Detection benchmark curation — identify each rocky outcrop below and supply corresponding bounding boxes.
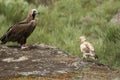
[0,44,119,80]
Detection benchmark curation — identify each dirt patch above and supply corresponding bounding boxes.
[0,44,120,80]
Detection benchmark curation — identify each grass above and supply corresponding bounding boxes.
[0,0,120,69]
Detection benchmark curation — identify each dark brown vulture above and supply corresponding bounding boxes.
[0,9,39,49]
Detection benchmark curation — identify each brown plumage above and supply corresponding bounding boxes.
[0,9,39,49]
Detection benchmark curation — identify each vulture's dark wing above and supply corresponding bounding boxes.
[2,20,27,32]
[0,19,37,44]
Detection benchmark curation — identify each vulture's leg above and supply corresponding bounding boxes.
[18,37,28,49]
[83,53,89,59]
[21,44,29,50]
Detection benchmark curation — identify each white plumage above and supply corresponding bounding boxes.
[79,36,98,60]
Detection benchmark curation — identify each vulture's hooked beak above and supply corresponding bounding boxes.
[36,11,40,14]
[35,10,40,14]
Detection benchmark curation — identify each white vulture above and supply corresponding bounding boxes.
[79,36,98,60]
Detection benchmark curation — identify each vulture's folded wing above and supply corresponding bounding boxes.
[0,20,37,44]
[85,42,94,52]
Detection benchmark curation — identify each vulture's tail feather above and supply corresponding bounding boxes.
[95,54,98,59]
[0,34,7,44]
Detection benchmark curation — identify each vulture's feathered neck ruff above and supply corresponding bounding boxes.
[25,9,39,23]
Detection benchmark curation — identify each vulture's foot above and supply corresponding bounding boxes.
[21,44,29,50]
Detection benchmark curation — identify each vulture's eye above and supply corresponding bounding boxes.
[33,10,39,14]
[33,11,36,14]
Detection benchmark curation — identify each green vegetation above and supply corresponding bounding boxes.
[0,0,120,69]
